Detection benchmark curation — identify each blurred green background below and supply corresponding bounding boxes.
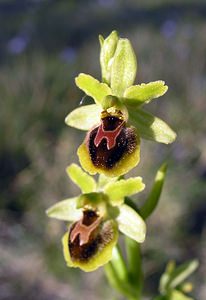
[0,1,206,299]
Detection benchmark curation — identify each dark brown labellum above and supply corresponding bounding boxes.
[87,116,137,169]
[69,210,101,262]
[69,210,115,262]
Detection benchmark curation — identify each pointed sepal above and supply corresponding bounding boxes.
[65,104,102,130]
[116,204,146,243]
[111,38,137,97]
[99,30,119,85]
[128,108,177,144]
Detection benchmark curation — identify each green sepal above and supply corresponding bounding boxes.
[128,108,177,144]
[62,220,118,272]
[116,204,146,243]
[140,163,167,220]
[100,31,119,84]
[46,197,82,221]
[104,177,145,206]
[65,104,102,130]
[75,73,111,105]
[66,163,96,193]
[111,38,137,97]
[123,81,168,106]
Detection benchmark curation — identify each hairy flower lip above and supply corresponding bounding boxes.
[63,217,118,271]
[86,118,138,170]
[78,127,140,177]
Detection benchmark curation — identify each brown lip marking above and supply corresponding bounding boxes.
[94,121,125,150]
[70,216,102,246]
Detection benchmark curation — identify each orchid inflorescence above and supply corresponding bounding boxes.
[46,31,198,300]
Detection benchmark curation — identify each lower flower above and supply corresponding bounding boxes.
[46,164,146,272]
[62,209,118,272]
[78,110,140,177]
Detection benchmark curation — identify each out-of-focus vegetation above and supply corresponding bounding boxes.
[0,1,206,299]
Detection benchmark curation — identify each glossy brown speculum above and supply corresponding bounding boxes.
[69,210,102,262]
[87,116,137,169]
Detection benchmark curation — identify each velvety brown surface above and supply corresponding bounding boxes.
[88,116,137,169]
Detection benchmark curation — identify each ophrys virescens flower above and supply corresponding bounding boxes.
[46,164,146,271]
[66,31,176,177]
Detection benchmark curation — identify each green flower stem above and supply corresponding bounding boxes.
[104,261,136,299]
[112,245,128,282]
[126,237,143,300]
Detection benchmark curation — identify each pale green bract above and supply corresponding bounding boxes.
[66,163,96,193]
[65,104,101,130]
[111,39,137,97]
[116,204,146,243]
[75,73,111,105]
[123,81,168,106]
[46,197,82,221]
[140,163,167,220]
[128,108,176,144]
[104,177,145,206]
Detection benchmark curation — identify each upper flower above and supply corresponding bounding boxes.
[46,163,146,272]
[65,31,176,177]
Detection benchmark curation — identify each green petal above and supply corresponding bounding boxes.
[111,38,137,97]
[100,31,119,85]
[75,73,111,106]
[62,220,118,272]
[104,177,145,206]
[116,204,146,243]
[46,197,82,221]
[65,104,102,130]
[77,132,140,177]
[66,163,96,193]
[123,81,168,106]
[169,290,193,300]
[128,108,177,144]
[140,163,167,220]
